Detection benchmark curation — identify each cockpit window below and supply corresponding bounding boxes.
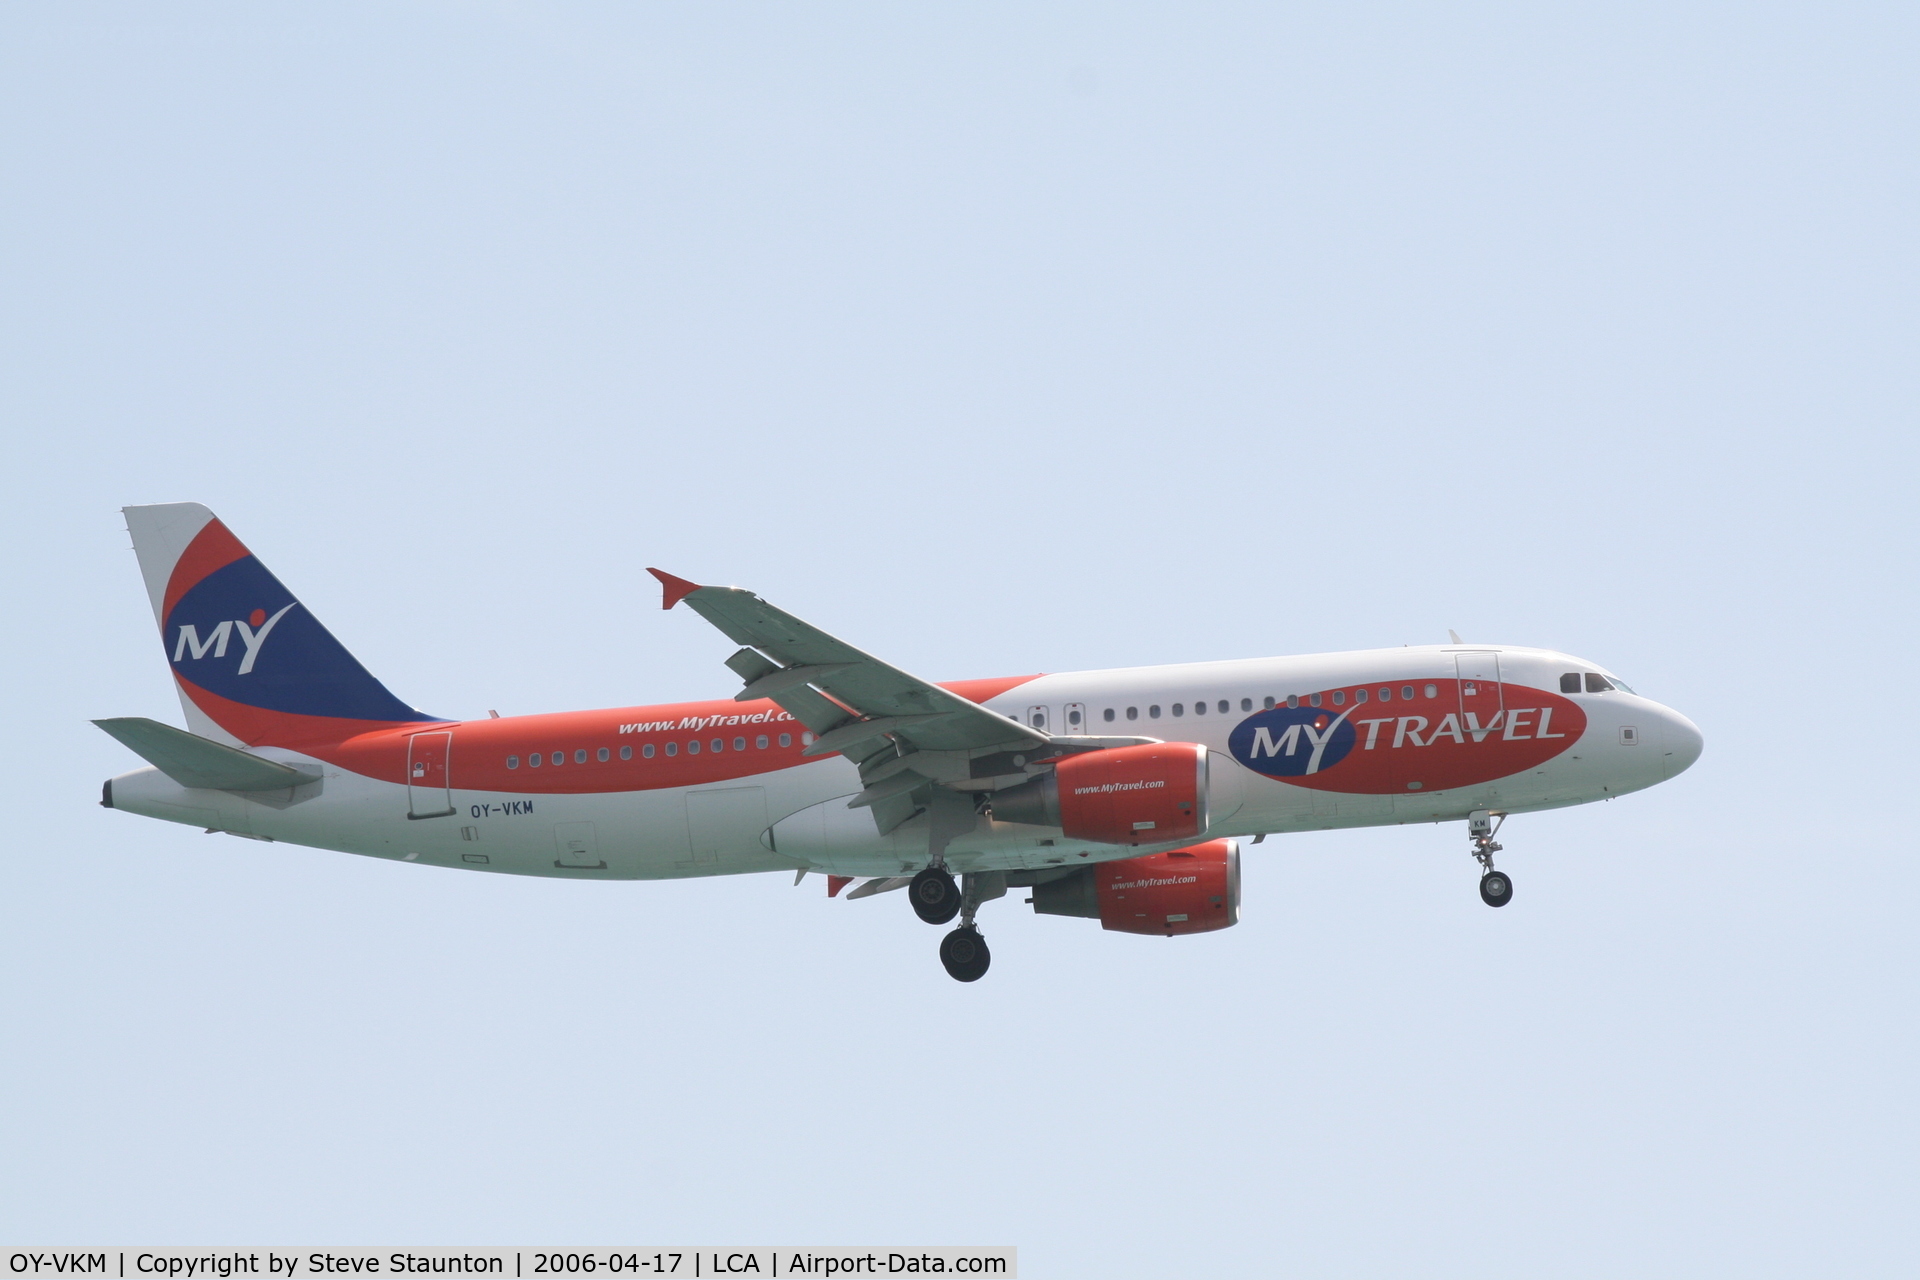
[1560,673,1581,694]
[1584,673,1614,693]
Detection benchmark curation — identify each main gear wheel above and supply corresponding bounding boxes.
[939,925,991,982]
[909,866,961,925]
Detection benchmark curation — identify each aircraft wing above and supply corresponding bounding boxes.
[648,569,1051,765]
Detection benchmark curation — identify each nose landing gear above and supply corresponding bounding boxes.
[1469,809,1513,907]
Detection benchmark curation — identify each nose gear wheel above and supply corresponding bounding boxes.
[1467,810,1511,908]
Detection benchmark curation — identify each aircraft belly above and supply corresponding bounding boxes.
[107,767,252,835]
[208,762,838,881]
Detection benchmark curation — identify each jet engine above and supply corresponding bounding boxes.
[1028,839,1241,935]
[988,742,1207,845]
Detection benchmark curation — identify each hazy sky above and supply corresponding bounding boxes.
[3,5,1916,1276]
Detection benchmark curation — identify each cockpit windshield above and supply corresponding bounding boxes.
[1560,671,1637,695]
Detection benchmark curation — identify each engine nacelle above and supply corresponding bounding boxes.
[1029,839,1241,936]
[989,742,1208,845]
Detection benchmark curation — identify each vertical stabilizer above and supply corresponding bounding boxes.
[122,503,440,746]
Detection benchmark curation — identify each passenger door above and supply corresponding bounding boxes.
[1453,652,1505,735]
[406,731,455,819]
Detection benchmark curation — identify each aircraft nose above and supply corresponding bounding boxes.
[1661,708,1704,779]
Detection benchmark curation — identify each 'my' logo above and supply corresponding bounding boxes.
[172,603,296,674]
[1231,706,1359,778]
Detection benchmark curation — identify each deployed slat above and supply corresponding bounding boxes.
[844,876,914,900]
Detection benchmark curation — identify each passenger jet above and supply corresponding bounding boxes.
[97,503,1703,980]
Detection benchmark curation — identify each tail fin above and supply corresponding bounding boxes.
[124,503,440,745]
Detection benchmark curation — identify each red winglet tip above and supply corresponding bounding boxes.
[827,875,853,898]
[646,567,702,610]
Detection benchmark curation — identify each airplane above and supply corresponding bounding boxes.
[97,502,1703,981]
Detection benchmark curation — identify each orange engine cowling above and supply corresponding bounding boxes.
[989,742,1208,845]
[1029,839,1241,936]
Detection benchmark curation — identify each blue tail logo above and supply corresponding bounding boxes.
[163,531,438,725]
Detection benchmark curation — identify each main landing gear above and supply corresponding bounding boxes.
[909,865,961,925]
[939,925,990,982]
[1469,809,1513,908]
[911,865,1005,981]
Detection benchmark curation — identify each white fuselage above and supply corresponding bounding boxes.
[108,645,1702,879]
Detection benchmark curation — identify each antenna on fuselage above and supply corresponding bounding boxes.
[1448,629,1463,644]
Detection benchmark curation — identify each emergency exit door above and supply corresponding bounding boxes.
[406,731,455,819]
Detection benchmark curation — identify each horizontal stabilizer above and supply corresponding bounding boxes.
[93,717,321,791]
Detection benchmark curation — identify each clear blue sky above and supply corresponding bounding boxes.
[3,5,1915,1276]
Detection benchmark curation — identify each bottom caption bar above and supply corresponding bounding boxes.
[3,1252,1015,1280]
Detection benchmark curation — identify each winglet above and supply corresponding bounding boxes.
[647,568,703,610]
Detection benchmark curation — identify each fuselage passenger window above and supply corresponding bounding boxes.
[1172,703,1185,716]
[1401,686,1414,700]
[1354,688,1367,704]
[1127,707,1139,720]
[1424,684,1438,698]
[1331,691,1345,706]
[529,753,542,767]
[1149,705,1162,719]
[779,733,793,747]
[1103,708,1116,722]
[507,755,520,769]
[1379,687,1392,702]
[552,752,564,766]
[756,735,768,749]
[597,747,609,762]
[642,743,656,758]
[687,741,700,755]
[620,746,632,760]
[1264,696,1276,709]
[665,742,678,757]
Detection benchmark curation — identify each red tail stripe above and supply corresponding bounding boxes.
[161,519,251,622]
